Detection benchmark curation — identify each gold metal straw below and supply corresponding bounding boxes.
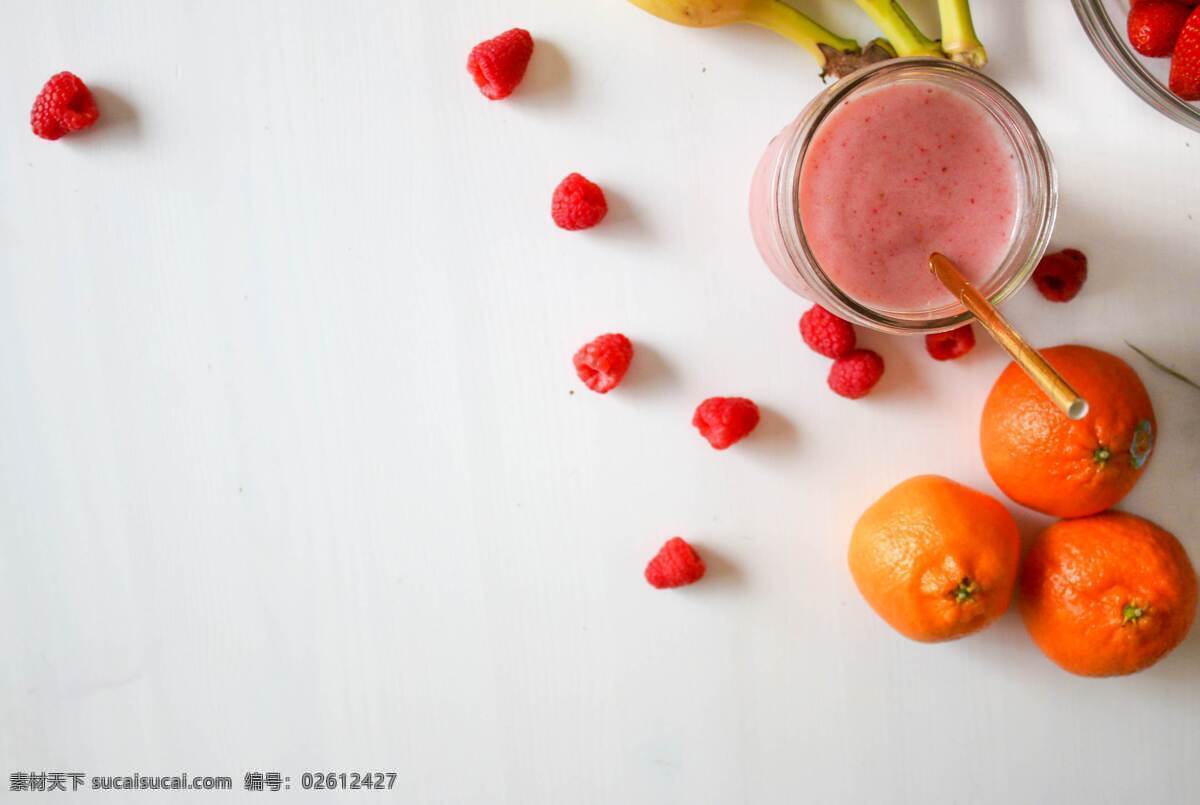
[929,253,1088,420]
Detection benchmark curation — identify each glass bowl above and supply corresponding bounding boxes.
[1073,0,1200,132]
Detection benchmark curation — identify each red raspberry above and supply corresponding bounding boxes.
[828,349,884,399]
[467,28,534,100]
[692,397,760,450]
[1128,1,1193,56]
[573,333,633,393]
[1032,248,1088,302]
[645,537,706,589]
[925,324,976,361]
[551,173,608,230]
[799,304,856,358]
[30,71,99,140]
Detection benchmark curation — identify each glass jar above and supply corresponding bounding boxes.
[749,58,1057,334]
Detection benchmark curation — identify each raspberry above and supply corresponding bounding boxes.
[30,71,99,140]
[692,397,760,450]
[551,173,608,230]
[467,28,534,100]
[799,304,856,358]
[573,333,633,393]
[1032,248,1088,302]
[925,324,976,361]
[828,349,884,399]
[645,537,706,589]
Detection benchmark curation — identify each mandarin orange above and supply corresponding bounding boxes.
[980,345,1155,518]
[1019,512,1197,677]
[849,475,1021,642]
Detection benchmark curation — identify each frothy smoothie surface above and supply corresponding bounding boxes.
[798,82,1020,312]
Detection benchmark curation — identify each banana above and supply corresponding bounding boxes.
[627,0,861,76]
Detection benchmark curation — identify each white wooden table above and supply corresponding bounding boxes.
[2,2,1197,802]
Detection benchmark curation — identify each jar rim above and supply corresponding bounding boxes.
[771,58,1058,334]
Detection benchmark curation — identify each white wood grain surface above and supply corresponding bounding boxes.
[2,2,1198,803]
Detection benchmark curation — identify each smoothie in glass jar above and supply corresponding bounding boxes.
[798,82,1018,311]
[749,59,1056,333]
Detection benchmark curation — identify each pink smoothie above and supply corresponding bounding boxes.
[797,82,1020,311]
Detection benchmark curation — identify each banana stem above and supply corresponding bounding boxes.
[937,0,987,67]
[746,0,859,64]
[852,0,942,57]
